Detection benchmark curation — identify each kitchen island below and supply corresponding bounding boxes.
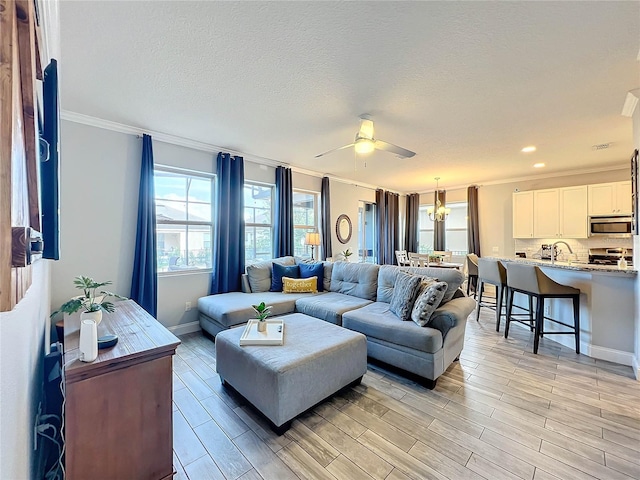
[489,257,636,367]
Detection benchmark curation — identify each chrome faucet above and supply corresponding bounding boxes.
[551,241,573,265]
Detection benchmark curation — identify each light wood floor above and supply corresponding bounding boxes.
[172,307,640,480]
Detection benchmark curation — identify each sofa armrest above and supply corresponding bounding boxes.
[428,296,476,339]
[241,274,252,293]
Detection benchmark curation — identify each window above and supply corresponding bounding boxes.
[155,169,213,273]
[293,190,319,258]
[418,202,468,255]
[244,183,273,263]
[358,201,377,263]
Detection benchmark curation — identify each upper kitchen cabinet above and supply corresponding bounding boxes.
[559,186,588,238]
[588,181,632,216]
[514,186,588,239]
[533,189,559,238]
[513,191,534,238]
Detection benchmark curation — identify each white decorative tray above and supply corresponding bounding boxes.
[239,320,284,346]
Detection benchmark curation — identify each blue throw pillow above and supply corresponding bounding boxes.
[271,263,300,291]
[299,262,324,292]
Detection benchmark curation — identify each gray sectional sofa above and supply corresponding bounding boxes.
[198,256,476,386]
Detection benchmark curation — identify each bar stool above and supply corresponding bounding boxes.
[504,263,580,355]
[466,254,479,298]
[475,258,508,331]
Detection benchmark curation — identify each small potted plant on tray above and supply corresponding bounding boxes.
[52,276,127,325]
[252,301,273,332]
[342,248,353,262]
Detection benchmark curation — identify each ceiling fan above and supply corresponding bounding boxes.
[315,116,416,159]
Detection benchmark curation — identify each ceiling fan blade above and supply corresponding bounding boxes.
[374,140,416,158]
[358,119,375,140]
[315,143,354,158]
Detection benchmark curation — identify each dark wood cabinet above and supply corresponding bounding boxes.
[64,300,180,480]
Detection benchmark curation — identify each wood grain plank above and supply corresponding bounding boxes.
[15,0,38,231]
[284,419,339,467]
[276,441,337,480]
[299,412,394,480]
[466,453,521,480]
[313,402,367,438]
[193,420,252,479]
[0,0,15,312]
[326,454,375,480]
[173,387,212,428]
[200,393,249,439]
[182,454,226,480]
[233,430,298,480]
[340,402,416,452]
[172,410,207,468]
[428,419,535,480]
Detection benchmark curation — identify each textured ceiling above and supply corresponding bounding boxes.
[59,1,640,192]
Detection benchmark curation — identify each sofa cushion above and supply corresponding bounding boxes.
[299,263,324,292]
[377,264,464,304]
[342,302,443,354]
[198,291,312,327]
[411,281,448,327]
[246,256,296,293]
[283,276,317,294]
[295,292,373,326]
[389,271,422,321]
[296,257,333,292]
[271,263,300,291]
[330,262,379,301]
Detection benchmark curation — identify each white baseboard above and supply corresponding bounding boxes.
[168,321,201,336]
[510,321,635,367]
[583,344,635,367]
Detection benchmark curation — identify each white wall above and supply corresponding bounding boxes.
[0,260,51,480]
[329,181,376,259]
[478,170,630,258]
[55,122,332,330]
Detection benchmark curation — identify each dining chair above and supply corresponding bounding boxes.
[395,250,409,266]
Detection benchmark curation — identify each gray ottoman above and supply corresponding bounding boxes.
[215,313,367,434]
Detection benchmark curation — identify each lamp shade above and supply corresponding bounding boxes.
[305,232,321,246]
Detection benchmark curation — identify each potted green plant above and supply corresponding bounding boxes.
[342,248,353,262]
[52,276,127,325]
[252,301,272,332]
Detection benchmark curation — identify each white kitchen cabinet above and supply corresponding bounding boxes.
[588,181,632,215]
[559,185,588,238]
[533,189,559,238]
[513,191,534,238]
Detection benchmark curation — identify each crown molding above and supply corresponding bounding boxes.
[60,110,402,194]
[416,163,630,195]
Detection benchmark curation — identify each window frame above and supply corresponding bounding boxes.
[154,165,215,276]
[244,181,275,264]
[292,188,320,258]
[418,201,468,256]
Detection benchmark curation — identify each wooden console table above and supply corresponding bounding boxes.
[64,300,180,480]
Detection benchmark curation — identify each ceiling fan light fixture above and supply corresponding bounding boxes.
[354,137,375,155]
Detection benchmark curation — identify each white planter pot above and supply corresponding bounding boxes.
[257,321,267,332]
[81,310,103,325]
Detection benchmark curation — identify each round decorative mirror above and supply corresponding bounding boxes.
[336,214,352,244]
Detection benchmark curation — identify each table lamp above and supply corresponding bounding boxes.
[305,232,321,261]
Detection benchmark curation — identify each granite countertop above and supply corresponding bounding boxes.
[489,256,637,276]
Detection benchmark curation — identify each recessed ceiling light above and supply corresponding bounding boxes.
[521,146,536,153]
[533,163,545,168]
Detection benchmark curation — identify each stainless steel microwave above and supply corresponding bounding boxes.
[588,216,632,236]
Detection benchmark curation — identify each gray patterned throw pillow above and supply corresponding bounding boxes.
[411,281,448,327]
[390,271,422,321]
